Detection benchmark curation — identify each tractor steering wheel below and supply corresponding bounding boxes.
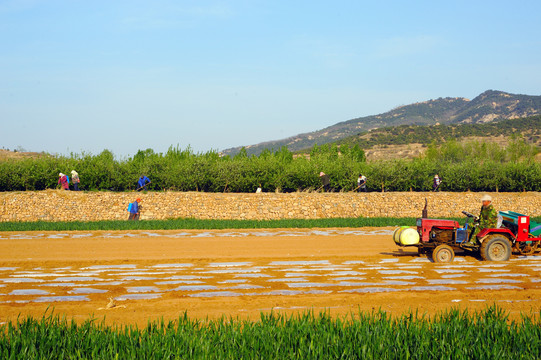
[462,211,475,218]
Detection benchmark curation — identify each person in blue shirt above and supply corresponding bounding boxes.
[128,198,141,220]
[137,175,151,191]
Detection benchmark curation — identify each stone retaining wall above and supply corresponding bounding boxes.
[0,190,539,222]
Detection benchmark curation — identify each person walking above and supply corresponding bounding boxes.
[128,198,141,220]
[433,174,442,192]
[357,174,367,192]
[71,170,80,191]
[137,175,151,191]
[58,173,69,190]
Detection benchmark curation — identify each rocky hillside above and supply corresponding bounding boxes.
[222,90,541,156]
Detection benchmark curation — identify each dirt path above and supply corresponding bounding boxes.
[0,229,539,327]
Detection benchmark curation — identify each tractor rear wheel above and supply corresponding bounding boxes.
[432,244,455,263]
[480,236,512,261]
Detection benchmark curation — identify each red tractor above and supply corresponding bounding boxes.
[394,208,541,263]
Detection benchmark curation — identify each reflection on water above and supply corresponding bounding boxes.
[34,295,89,302]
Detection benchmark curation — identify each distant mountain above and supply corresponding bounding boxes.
[222,90,541,156]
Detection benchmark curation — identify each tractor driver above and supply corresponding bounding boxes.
[465,195,497,246]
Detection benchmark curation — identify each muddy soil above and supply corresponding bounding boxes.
[0,228,539,327]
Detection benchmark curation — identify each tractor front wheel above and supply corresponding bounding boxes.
[480,236,512,261]
[432,244,455,263]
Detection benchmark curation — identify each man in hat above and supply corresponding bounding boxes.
[128,198,141,220]
[137,175,151,191]
[465,194,497,246]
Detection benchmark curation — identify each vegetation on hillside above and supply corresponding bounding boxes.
[337,115,541,149]
[223,90,541,156]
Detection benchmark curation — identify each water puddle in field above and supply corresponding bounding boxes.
[477,269,510,273]
[120,276,158,281]
[165,275,213,280]
[155,280,205,285]
[434,269,466,274]
[475,278,522,284]
[9,289,49,296]
[52,277,102,282]
[0,267,17,271]
[71,233,93,238]
[329,271,365,276]
[342,261,365,265]
[209,262,252,267]
[172,285,218,291]
[427,279,468,285]
[39,283,77,287]
[270,261,330,266]
[466,285,523,291]
[441,274,468,279]
[331,277,367,281]
[409,286,456,292]
[1,278,44,283]
[487,273,528,277]
[228,284,265,290]
[127,286,161,293]
[383,276,425,280]
[310,267,352,271]
[189,291,243,298]
[46,233,70,239]
[267,278,309,282]
[151,263,193,268]
[287,283,337,288]
[218,280,247,284]
[203,269,260,274]
[34,295,89,302]
[284,273,321,277]
[116,293,163,301]
[69,288,108,294]
[234,274,271,278]
[83,265,137,270]
[341,287,400,293]
[409,258,431,263]
[378,270,418,275]
[380,259,399,263]
[259,290,304,296]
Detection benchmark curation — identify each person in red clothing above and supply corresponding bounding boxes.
[58,173,69,190]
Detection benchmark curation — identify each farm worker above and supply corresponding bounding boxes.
[71,170,80,191]
[465,195,498,246]
[433,174,442,192]
[357,174,367,192]
[256,184,262,193]
[128,198,141,220]
[58,173,69,190]
[137,175,151,191]
[319,172,330,192]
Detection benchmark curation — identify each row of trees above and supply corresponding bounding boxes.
[0,140,538,192]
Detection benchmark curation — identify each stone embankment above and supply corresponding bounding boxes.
[0,190,539,222]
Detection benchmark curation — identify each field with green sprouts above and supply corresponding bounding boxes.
[1,307,539,359]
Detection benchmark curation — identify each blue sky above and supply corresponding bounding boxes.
[1,0,540,156]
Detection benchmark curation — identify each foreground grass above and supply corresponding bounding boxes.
[0,217,432,231]
[1,307,539,359]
